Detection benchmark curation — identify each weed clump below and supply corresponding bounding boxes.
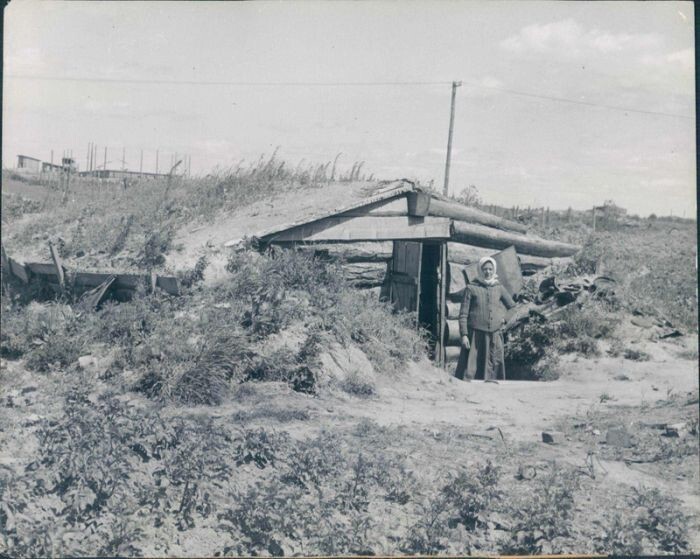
[500,464,579,555]
[594,487,690,555]
[442,461,501,531]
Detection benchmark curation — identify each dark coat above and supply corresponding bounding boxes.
[458,278,516,335]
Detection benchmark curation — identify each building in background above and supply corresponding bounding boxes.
[17,155,41,172]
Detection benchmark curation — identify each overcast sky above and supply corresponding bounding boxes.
[3,0,696,216]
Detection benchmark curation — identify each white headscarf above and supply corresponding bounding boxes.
[478,256,499,286]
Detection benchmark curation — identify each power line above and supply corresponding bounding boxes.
[5,73,694,120]
[4,74,451,87]
[461,79,694,120]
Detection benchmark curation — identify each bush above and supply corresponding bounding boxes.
[1,385,236,556]
[0,302,85,371]
[226,248,428,375]
[339,369,376,397]
[233,428,289,469]
[558,301,619,341]
[500,464,579,554]
[505,321,560,379]
[629,487,690,553]
[442,461,501,531]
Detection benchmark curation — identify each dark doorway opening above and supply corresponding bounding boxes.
[418,242,442,360]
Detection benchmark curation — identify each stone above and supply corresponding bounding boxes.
[77,353,114,376]
[663,422,687,438]
[541,431,564,444]
[21,414,43,427]
[78,355,98,370]
[631,316,654,328]
[605,426,633,448]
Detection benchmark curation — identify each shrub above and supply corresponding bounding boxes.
[0,302,85,371]
[558,301,619,340]
[233,428,289,469]
[339,369,376,397]
[442,461,501,531]
[593,511,644,556]
[281,431,346,490]
[179,255,208,288]
[629,487,690,553]
[500,464,579,554]
[505,321,560,379]
[623,348,651,361]
[1,193,43,220]
[401,491,451,555]
[226,247,428,375]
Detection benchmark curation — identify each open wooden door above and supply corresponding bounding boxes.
[389,241,422,312]
[436,242,447,367]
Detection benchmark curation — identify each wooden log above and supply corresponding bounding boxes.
[447,242,496,265]
[277,241,393,262]
[445,346,461,364]
[445,319,461,346]
[452,221,580,258]
[518,254,574,269]
[428,198,528,233]
[341,262,388,287]
[446,300,460,319]
[448,261,467,297]
[48,242,66,290]
[267,216,451,243]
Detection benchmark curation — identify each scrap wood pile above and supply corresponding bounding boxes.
[1,242,181,309]
[504,271,685,340]
[504,273,618,332]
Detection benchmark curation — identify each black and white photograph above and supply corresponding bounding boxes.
[1,0,697,556]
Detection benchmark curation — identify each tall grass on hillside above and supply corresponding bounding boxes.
[573,224,697,330]
[0,153,372,269]
[1,247,427,404]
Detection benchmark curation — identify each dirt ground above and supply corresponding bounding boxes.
[2,176,698,555]
[6,326,696,555]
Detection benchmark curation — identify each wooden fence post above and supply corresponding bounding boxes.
[48,241,66,292]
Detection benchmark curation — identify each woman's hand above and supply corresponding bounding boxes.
[461,335,470,350]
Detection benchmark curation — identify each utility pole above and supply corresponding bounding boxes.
[103,147,107,172]
[122,147,126,171]
[443,80,462,196]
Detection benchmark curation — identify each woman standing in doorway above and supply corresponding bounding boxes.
[455,256,516,381]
